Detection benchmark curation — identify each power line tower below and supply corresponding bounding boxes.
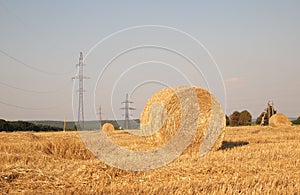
[121,93,135,129]
[73,52,88,129]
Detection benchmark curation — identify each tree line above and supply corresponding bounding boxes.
[226,111,300,126]
[226,110,252,126]
[1,114,299,131]
[0,119,62,132]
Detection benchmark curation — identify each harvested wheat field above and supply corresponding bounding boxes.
[0,126,300,194]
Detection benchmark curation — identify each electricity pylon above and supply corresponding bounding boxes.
[121,93,135,129]
[72,52,89,129]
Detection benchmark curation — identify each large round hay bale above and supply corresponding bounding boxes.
[269,114,291,127]
[140,86,225,157]
[102,123,115,134]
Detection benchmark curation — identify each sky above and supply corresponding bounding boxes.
[0,0,299,121]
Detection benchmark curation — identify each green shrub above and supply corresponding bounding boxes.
[292,116,300,125]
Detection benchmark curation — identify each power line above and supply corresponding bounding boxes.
[0,80,73,94]
[0,99,59,110]
[0,1,27,28]
[0,49,75,76]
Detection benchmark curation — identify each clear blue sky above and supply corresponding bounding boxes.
[0,0,299,121]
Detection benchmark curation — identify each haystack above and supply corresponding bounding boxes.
[79,86,225,170]
[102,123,115,134]
[269,114,291,127]
[140,86,225,157]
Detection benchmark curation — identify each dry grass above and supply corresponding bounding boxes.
[0,126,300,194]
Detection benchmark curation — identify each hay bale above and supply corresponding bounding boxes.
[140,86,225,157]
[269,114,291,127]
[80,87,225,170]
[102,123,115,134]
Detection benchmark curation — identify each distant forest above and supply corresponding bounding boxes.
[0,119,140,132]
[31,119,140,130]
[0,119,62,132]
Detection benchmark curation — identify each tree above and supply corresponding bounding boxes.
[256,102,277,125]
[229,111,240,126]
[256,112,270,125]
[0,119,10,131]
[256,112,264,125]
[225,115,230,126]
[238,110,252,126]
[292,116,300,125]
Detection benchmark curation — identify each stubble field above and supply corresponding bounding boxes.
[0,126,299,194]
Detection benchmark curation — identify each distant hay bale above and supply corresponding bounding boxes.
[140,86,225,157]
[102,123,115,134]
[269,114,291,127]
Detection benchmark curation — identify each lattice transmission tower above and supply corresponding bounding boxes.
[73,52,89,129]
[121,93,135,129]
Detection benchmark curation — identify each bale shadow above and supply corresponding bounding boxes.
[219,141,249,150]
